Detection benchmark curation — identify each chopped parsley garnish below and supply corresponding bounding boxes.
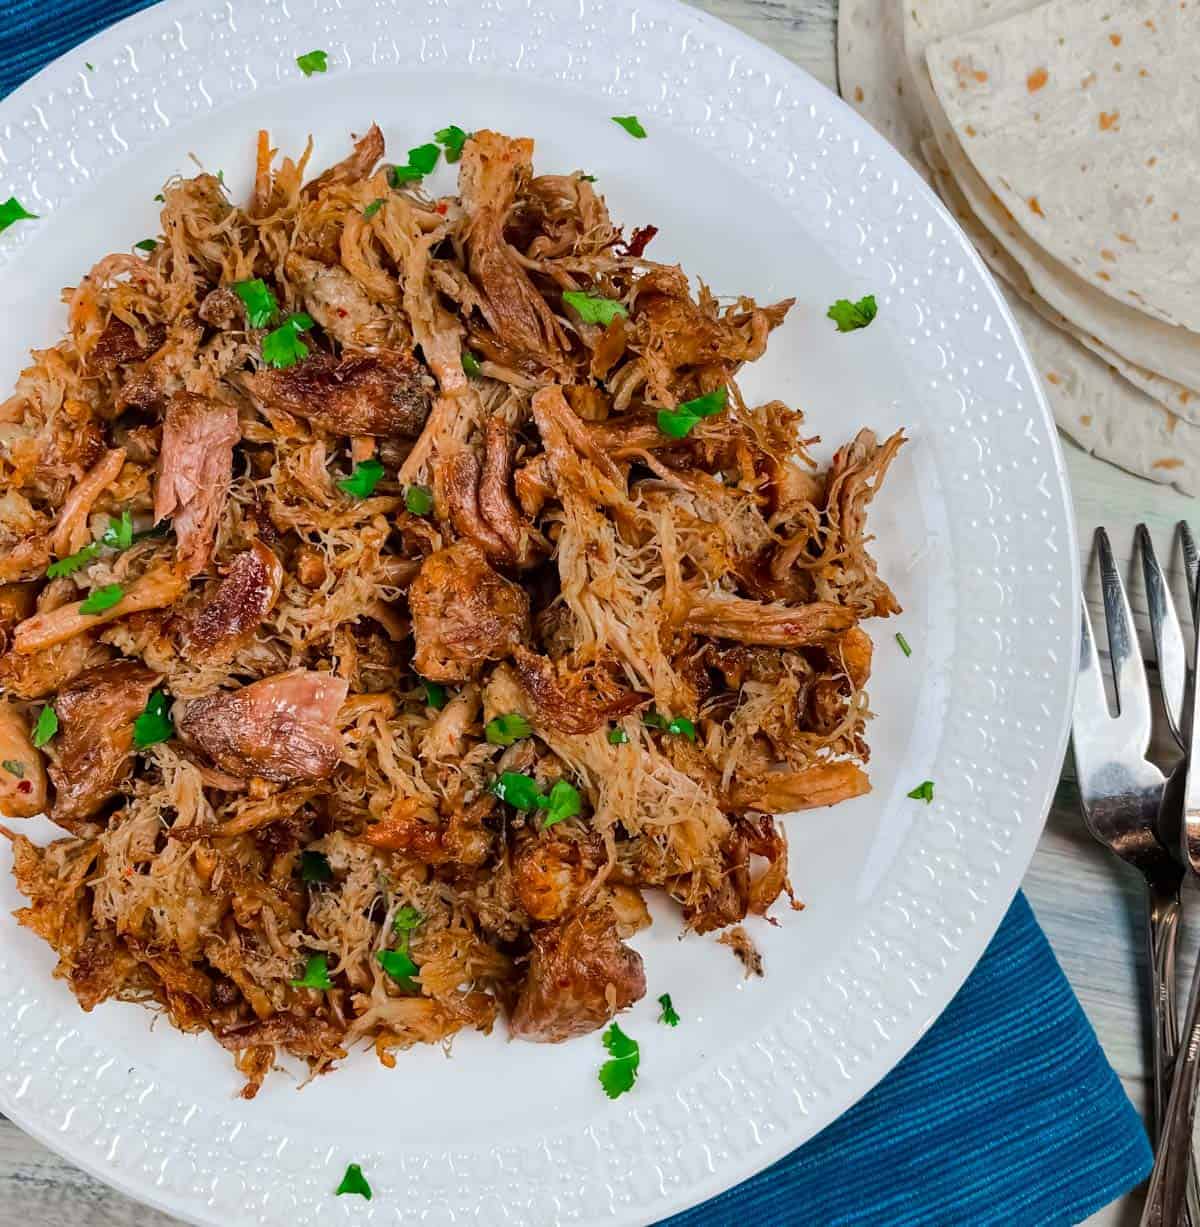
[608,727,629,745]
[435,125,470,163]
[461,351,482,378]
[261,312,314,369]
[46,542,101,578]
[491,772,545,811]
[132,690,173,748]
[335,1163,372,1200]
[657,386,728,439]
[907,779,935,803]
[393,905,423,936]
[643,711,696,738]
[337,458,385,499]
[827,294,878,333]
[562,290,628,326]
[423,680,447,709]
[611,115,647,139]
[2,759,25,778]
[657,993,680,1026]
[390,143,441,185]
[102,510,134,550]
[85,62,94,72]
[290,954,333,990]
[0,197,38,234]
[134,238,157,252]
[295,49,328,77]
[79,583,124,615]
[32,706,58,748]
[598,1022,640,1098]
[363,198,384,219]
[485,713,532,746]
[300,850,332,883]
[153,193,165,203]
[232,278,279,328]
[896,632,913,658]
[542,779,582,828]
[580,174,597,183]
[377,947,420,988]
[404,484,433,515]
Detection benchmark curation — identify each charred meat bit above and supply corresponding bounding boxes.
[86,318,166,374]
[182,542,284,661]
[718,925,764,978]
[245,349,432,439]
[408,541,530,682]
[178,669,349,784]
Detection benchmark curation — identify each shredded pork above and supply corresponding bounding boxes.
[0,123,902,1097]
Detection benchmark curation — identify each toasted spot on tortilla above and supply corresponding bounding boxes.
[1139,68,1150,77]
[1153,458,1183,470]
[1109,33,1122,45]
[1045,372,1062,385]
[1079,414,1092,426]
[1099,111,1120,130]
[1100,249,1116,261]
[854,85,864,102]
[1081,72,1097,88]
[1145,17,1157,29]
[1096,270,1112,281]
[1028,196,1045,217]
[965,124,977,137]
[1147,156,1158,166]
[1117,233,1135,243]
[1182,391,1193,404]
[1026,67,1048,92]
[1172,211,1181,222]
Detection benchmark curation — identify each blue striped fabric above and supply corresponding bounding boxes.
[0,5,1152,1224]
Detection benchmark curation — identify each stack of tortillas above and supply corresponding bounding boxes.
[839,0,1200,492]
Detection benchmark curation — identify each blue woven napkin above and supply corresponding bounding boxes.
[0,5,1152,1223]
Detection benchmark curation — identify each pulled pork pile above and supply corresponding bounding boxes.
[0,125,903,1096]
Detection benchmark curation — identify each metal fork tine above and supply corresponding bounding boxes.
[1182,520,1199,614]
[1073,598,1112,745]
[1096,528,1152,749]
[1139,524,1186,748]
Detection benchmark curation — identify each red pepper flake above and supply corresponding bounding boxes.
[1028,196,1045,217]
[436,201,448,215]
[1026,67,1048,92]
[17,780,32,794]
[336,307,348,317]
[620,224,659,258]
[1109,33,1122,45]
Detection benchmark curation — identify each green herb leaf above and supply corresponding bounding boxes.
[485,713,532,746]
[642,711,668,729]
[335,1163,372,1200]
[542,779,581,829]
[404,484,433,515]
[580,174,597,183]
[337,458,385,499]
[2,759,25,778]
[491,772,546,811]
[907,779,935,803]
[423,680,447,710]
[377,947,420,987]
[134,238,158,252]
[85,62,94,72]
[133,690,173,748]
[562,290,628,326]
[389,165,424,186]
[393,905,423,934]
[32,706,58,748]
[611,115,647,139]
[363,198,384,219]
[290,953,333,990]
[666,716,696,740]
[46,542,101,579]
[300,850,332,883]
[598,1022,640,1098]
[79,584,124,615]
[153,193,165,203]
[261,312,314,369]
[657,993,680,1026]
[607,727,629,745]
[232,278,280,329]
[296,49,328,77]
[656,386,728,439]
[102,510,134,551]
[0,197,38,234]
[407,143,440,174]
[461,351,482,378]
[827,294,878,333]
[895,632,912,658]
[435,125,470,163]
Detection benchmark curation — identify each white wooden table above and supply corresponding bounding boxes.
[0,1,1181,1223]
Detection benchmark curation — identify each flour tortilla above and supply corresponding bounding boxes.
[837,0,1200,492]
[926,0,1200,333]
[906,0,1200,402]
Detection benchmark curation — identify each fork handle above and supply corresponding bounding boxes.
[1148,885,1183,1137]
[1141,919,1200,1227]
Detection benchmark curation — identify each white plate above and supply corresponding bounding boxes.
[0,1,1079,1224]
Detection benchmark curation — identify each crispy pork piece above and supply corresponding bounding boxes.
[408,541,530,682]
[285,255,388,346]
[246,350,431,438]
[683,594,857,647]
[178,669,349,784]
[509,905,645,1042]
[728,761,870,814]
[48,660,158,829]
[86,317,166,374]
[154,391,239,576]
[0,701,48,818]
[182,542,284,661]
[301,123,384,198]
